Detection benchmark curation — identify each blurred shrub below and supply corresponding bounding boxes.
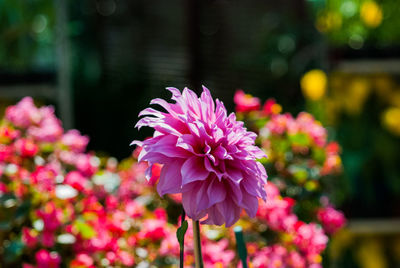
[311,0,400,47]
[0,95,345,267]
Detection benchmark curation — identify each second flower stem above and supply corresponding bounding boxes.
[192,220,204,268]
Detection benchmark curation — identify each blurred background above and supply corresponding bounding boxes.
[1,0,400,266]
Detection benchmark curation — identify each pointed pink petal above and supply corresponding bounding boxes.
[181,156,209,185]
[207,179,226,207]
[240,187,259,218]
[156,159,185,196]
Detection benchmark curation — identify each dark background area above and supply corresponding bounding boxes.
[71,0,323,159]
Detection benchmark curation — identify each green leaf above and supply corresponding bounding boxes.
[312,147,326,164]
[74,220,96,239]
[176,220,188,248]
[293,169,308,183]
[289,133,310,146]
[254,118,268,129]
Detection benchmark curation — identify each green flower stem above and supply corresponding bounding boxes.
[192,220,204,268]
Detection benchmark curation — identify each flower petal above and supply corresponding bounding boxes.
[181,156,209,185]
[207,179,226,207]
[157,159,185,196]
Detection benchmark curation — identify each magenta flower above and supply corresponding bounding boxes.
[233,89,261,112]
[317,206,346,234]
[133,86,267,226]
[35,249,61,268]
[22,227,38,248]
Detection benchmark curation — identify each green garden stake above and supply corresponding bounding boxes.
[234,226,248,268]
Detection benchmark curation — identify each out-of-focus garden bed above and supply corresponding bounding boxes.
[0,94,345,267]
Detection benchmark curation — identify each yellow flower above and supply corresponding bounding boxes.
[382,107,400,136]
[300,69,327,101]
[361,1,383,28]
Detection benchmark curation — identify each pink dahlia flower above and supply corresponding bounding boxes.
[132,86,267,226]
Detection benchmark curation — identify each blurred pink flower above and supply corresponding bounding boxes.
[0,182,7,193]
[106,251,117,265]
[257,183,297,231]
[117,250,135,266]
[124,200,145,218]
[76,154,98,177]
[64,171,88,192]
[36,202,62,232]
[31,165,57,192]
[70,253,95,268]
[5,97,41,128]
[251,245,288,268]
[317,206,346,234]
[133,86,267,226]
[265,112,327,148]
[321,142,342,175]
[154,207,168,221]
[262,99,281,116]
[0,125,20,142]
[159,229,181,257]
[138,219,168,241]
[287,251,307,268]
[14,138,38,158]
[42,230,56,247]
[266,113,294,135]
[234,90,261,112]
[35,249,61,268]
[294,113,327,147]
[250,245,308,268]
[28,107,63,142]
[22,227,38,248]
[203,239,235,266]
[293,222,328,255]
[0,144,13,162]
[62,130,89,153]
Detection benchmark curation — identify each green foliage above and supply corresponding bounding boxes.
[0,0,55,70]
[311,0,400,46]
[73,220,96,240]
[3,240,25,263]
